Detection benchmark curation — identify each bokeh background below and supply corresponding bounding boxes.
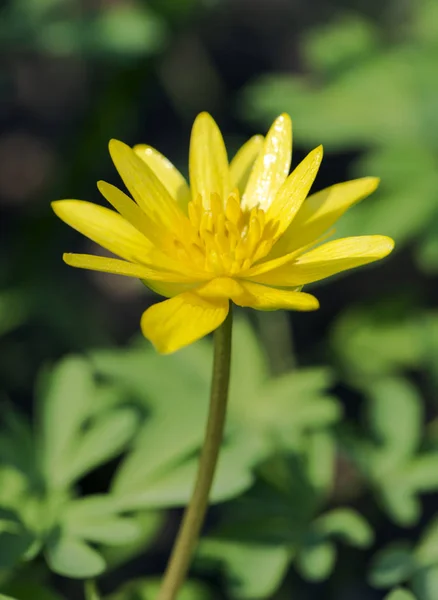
[1,0,438,599]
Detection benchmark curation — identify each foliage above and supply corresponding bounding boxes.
[1,0,438,598]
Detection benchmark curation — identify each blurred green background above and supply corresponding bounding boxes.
[1,0,438,599]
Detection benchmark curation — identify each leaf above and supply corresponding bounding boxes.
[107,577,211,600]
[228,318,269,403]
[0,508,36,569]
[366,377,423,470]
[38,356,95,488]
[85,581,100,600]
[314,508,374,548]
[369,543,416,588]
[303,14,379,74]
[93,5,166,56]
[412,566,438,600]
[305,431,336,494]
[416,516,438,567]
[112,434,257,510]
[102,510,164,569]
[45,535,106,578]
[403,455,438,492]
[93,343,211,491]
[61,496,141,546]
[296,540,336,582]
[199,539,290,599]
[384,589,418,600]
[380,485,422,527]
[61,408,138,486]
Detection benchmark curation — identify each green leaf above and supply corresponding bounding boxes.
[112,434,257,509]
[61,408,138,486]
[416,516,438,567]
[38,356,95,488]
[93,5,166,56]
[412,566,438,600]
[366,377,423,469]
[85,581,100,600]
[303,14,379,74]
[380,485,422,527]
[199,539,290,599]
[107,577,211,600]
[0,508,36,569]
[296,540,336,582]
[61,496,141,546]
[369,543,416,588]
[0,595,19,600]
[102,510,164,569]
[46,535,106,578]
[314,508,374,548]
[305,431,336,494]
[384,589,417,600]
[93,343,211,491]
[403,455,438,492]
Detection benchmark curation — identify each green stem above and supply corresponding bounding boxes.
[157,307,233,600]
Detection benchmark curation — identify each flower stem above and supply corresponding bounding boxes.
[157,307,233,600]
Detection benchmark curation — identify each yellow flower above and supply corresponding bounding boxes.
[52,113,394,354]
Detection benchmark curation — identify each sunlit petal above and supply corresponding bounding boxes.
[241,114,292,211]
[246,236,395,286]
[266,145,323,240]
[134,144,190,211]
[230,135,264,195]
[109,139,186,233]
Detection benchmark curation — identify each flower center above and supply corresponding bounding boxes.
[170,192,278,276]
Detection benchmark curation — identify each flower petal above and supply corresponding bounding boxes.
[52,200,152,264]
[236,281,319,311]
[97,180,159,243]
[189,112,230,207]
[241,114,292,212]
[141,292,229,354]
[266,145,323,240]
[63,253,190,281]
[246,236,395,286]
[134,144,190,211]
[109,140,186,232]
[229,135,264,195]
[270,177,380,258]
[194,277,318,311]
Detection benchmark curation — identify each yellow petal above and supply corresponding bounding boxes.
[189,112,230,207]
[194,277,318,311]
[109,140,185,232]
[241,114,292,212]
[63,253,191,281]
[229,135,264,195]
[246,236,395,286]
[52,200,152,264]
[141,292,229,354]
[134,144,190,211]
[97,180,159,243]
[270,177,379,258]
[266,145,323,240]
[236,280,319,311]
